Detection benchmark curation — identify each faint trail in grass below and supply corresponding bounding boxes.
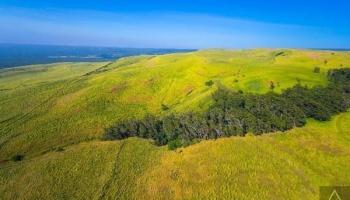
[0,62,112,154]
[0,115,19,124]
[98,141,126,200]
[160,77,176,105]
[0,78,83,150]
[189,69,210,78]
[83,62,113,76]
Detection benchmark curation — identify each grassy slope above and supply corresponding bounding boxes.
[136,114,350,199]
[1,49,349,159]
[1,113,349,199]
[1,49,350,199]
[0,62,109,158]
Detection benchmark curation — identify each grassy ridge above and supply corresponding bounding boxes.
[1,49,350,199]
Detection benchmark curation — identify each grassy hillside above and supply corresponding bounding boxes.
[136,114,350,199]
[1,49,350,199]
[1,112,349,199]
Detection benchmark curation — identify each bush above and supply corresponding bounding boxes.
[161,104,169,111]
[314,67,320,73]
[11,154,24,162]
[269,81,275,90]
[55,147,65,152]
[205,80,214,86]
[274,51,285,57]
[168,139,183,150]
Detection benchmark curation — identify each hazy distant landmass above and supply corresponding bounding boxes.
[0,43,194,68]
[313,48,350,51]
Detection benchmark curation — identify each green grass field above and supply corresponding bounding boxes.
[1,49,350,199]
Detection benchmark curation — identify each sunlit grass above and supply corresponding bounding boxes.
[1,112,349,199]
[1,49,350,199]
[135,112,350,200]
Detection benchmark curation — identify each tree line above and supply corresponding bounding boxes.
[104,69,350,149]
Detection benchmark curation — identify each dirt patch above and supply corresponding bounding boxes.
[127,95,153,104]
[300,140,346,156]
[0,159,9,165]
[315,143,345,155]
[143,78,155,86]
[184,85,194,96]
[111,82,128,94]
[307,52,321,60]
[55,88,87,108]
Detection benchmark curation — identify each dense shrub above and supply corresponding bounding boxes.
[161,104,169,111]
[314,67,321,73]
[55,147,65,152]
[105,69,350,149]
[205,80,214,86]
[274,51,285,57]
[168,139,183,150]
[269,81,275,90]
[11,154,24,162]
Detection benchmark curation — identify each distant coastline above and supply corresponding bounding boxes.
[0,43,194,69]
[311,48,350,51]
[1,43,349,69]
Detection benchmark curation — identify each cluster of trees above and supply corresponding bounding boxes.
[104,69,350,149]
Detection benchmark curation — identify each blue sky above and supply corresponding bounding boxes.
[0,0,350,49]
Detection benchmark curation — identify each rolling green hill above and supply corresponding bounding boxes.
[1,49,350,199]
